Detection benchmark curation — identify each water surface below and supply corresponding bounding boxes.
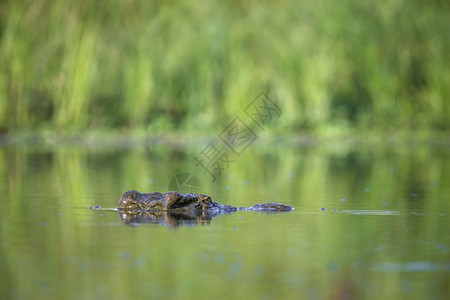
[1,143,449,299]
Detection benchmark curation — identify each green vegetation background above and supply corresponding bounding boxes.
[1,0,449,135]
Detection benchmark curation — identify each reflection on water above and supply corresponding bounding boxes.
[117,208,292,227]
[1,143,449,299]
[118,209,217,227]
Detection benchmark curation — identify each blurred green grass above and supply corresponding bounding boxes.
[0,0,449,134]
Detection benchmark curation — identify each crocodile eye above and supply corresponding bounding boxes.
[197,194,211,203]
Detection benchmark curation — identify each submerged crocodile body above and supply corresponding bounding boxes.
[117,190,293,226]
[118,190,293,213]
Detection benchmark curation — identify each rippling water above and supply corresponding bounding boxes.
[1,142,449,299]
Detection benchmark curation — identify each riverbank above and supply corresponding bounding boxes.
[2,130,449,151]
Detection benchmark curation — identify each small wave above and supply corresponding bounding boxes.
[337,210,402,215]
[372,262,450,272]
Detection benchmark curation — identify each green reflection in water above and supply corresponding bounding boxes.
[0,144,449,299]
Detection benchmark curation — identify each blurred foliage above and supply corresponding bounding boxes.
[0,0,449,133]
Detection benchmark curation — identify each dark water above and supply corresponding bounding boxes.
[1,142,449,299]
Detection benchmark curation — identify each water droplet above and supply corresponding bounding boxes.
[381,202,387,205]
[94,205,100,209]
[320,207,327,211]
[340,198,347,202]
[365,188,371,193]
[331,208,338,212]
